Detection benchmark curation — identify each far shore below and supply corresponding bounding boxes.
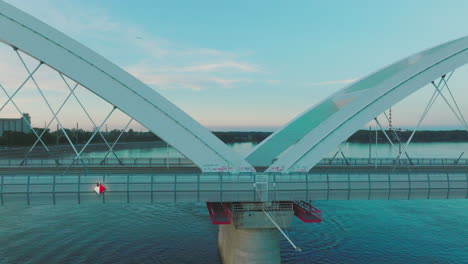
[0,129,466,159]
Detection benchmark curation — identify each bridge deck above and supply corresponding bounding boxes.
[0,169,466,205]
[0,158,467,174]
[1,158,466,206]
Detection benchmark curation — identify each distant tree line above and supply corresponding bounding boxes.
[347,129,468,143]
[0,129,467,147]
[0,128,162,147]
[212,131,271,143]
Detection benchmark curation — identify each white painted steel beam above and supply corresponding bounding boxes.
[0,1,254,173]
[246,36,468,173]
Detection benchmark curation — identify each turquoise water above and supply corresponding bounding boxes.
[81,142,468,159]
[0,201,466,263]
[0,142,467,263]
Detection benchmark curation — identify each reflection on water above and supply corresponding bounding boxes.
[337,142,468,159]
[1,142,467,263]
[81,142,468,159]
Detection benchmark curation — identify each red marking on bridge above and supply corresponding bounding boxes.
[94,183,106,194]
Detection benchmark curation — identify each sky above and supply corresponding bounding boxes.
[1,0,468,131]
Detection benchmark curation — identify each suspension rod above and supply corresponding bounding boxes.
[59,73,122,163]
[22,83,78,161]
[432,84,466,128]
[100,118,133,164]
[0,83,49,152]
[395,72,454,162]
[15,50,82,158]
[0,59,42,112]
[263,209,301,252]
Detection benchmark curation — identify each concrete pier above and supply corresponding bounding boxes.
[218,224,281,264]
[218,202,294,264]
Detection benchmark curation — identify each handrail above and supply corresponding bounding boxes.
[293,201,322,217]
[0,157,467,168]
[231,202,293,212]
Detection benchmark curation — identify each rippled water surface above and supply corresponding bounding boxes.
[0,201,466,263]
[1,143,467,263]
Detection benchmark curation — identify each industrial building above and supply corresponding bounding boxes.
[0,113,31,136]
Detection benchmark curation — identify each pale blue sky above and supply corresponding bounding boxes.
[2,0,468,131]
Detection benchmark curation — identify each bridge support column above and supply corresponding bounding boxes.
[218,223,280,264]
[217,202,293,264]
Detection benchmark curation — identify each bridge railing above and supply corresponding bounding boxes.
[0,172,466,205]
[0,157,195,167]
[316,158,468,166]
[0,157,467,168]
[231,202,293,212]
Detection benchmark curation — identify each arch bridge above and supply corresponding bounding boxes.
[0,1,466,205]
[1,2,467,262]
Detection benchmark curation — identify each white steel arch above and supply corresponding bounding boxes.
[246,36,468,173]
[0,1,254,173]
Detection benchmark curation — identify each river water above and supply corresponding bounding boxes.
[81,142,468,159]
[0,142,467,263]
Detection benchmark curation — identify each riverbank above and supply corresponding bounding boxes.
[1,130,467,149]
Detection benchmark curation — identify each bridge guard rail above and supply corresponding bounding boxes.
[0,172,466,205]
[0,158,467,168]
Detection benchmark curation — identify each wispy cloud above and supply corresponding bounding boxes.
[307,79,357,86]
[125,63,252,91]
[4,0,267,91]
[125,61,282,92]
[179,62,260,73]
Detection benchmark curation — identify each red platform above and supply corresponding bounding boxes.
[206,202,231,225]
[293,201,322,223]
